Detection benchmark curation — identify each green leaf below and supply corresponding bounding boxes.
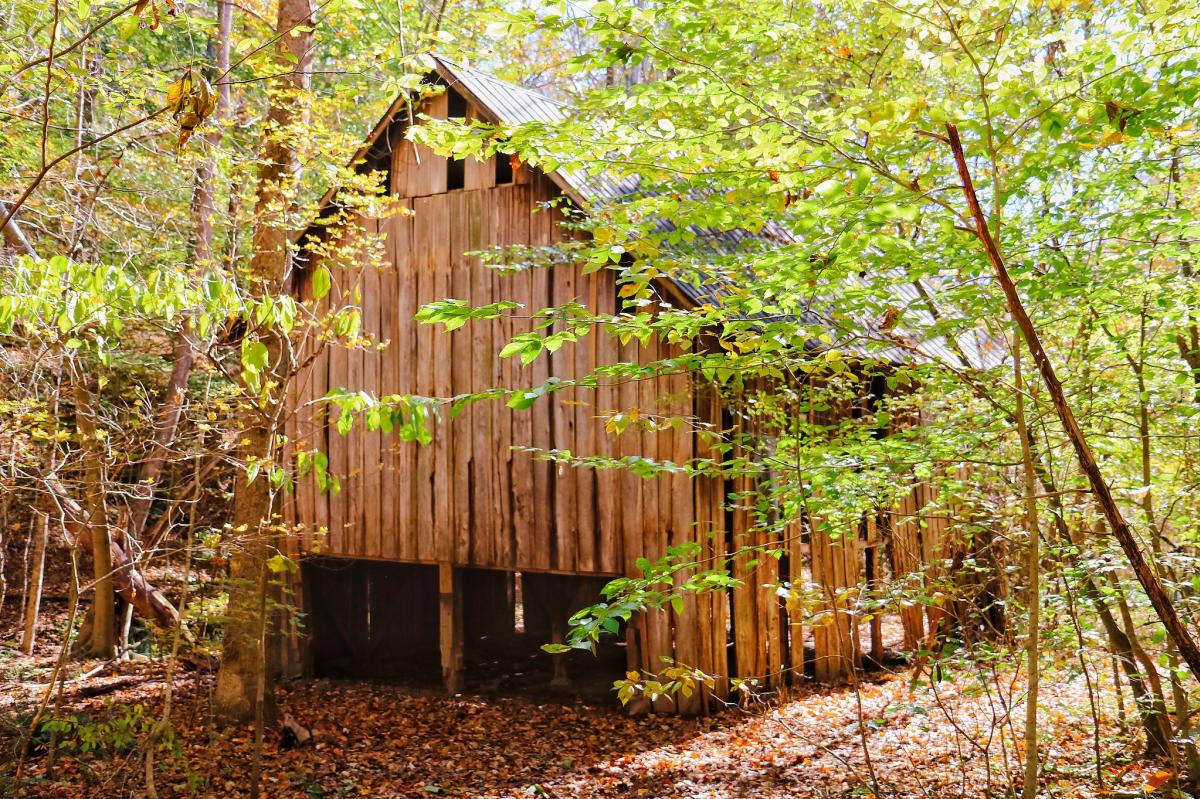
[311,266,332,300]
[266,554,297,573]
[242,340,269,374]
[498,340,526,359]
[814,179,841,197]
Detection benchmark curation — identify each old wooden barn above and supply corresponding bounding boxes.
[282,57,976,713]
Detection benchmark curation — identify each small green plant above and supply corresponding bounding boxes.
[39,701,161,756]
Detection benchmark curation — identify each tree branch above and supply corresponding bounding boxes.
[944,120,1200,686]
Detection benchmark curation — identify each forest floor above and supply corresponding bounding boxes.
[0,622,1168,799]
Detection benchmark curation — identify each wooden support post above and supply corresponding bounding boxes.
[892,489,925,651]
[438,562,464,695]
[811,515,859,683]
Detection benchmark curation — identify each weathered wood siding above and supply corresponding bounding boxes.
[288,92,707,581]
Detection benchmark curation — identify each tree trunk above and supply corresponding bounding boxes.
[0,200,36,256]
[73,373,117,658]
[43,474,181,629]
[127,337,193,541]
[945,123,1200,685]
[1026,413,1171,756]
[1132,344,1200,782]
[213,0,313,728]
[1014,333,1040,799]
[21,509,50,654]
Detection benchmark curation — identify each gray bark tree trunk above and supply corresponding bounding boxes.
[21,509,50,653]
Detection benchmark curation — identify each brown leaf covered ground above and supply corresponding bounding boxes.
[0,644,1161,799]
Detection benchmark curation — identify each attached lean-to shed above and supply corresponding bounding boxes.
[282,56,965,713]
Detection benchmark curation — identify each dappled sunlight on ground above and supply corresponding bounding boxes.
[1,645,1161,798]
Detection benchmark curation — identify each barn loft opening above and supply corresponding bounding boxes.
[445,88,467,191]
[446,152,466,191]
[354,121,398,194]
[446,86,468,119]
[495,150,514,184]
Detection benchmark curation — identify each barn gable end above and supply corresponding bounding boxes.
[282,60,954,712]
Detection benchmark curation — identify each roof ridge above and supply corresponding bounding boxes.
[430,55,570,110]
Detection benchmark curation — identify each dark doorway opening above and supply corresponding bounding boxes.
[464,570,625,702]
[303,559,626,702]
[302,557,440,683]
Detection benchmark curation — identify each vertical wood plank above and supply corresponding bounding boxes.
[529,187,553,571]
[290,268,315,552]
[671,363,701,713]
[865,513,884,664]
[326,231,351,554]
[378,215,398,560]
[386,126,413,569]
[492,186,515,568]
[508,190,535,570]
[429,194,453,562]
[552,207,578,573]
[594,268,621,575]
[468,188,495,566]
[448,190,473,565]
[413,197,436,561]
[392,200,417,561]
[345,223,366,555]
[786,518,806,685]
[360,218,382,559]
[709,387,729,700]
[574,268,597,574]
[729,395,758,682]
[643,336,674,712]
[691,378,718,699]
[618,336,644,586]
[311,270,331,552]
